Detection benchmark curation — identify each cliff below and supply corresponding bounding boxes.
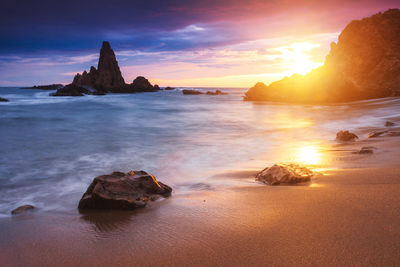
[244,9,400,103]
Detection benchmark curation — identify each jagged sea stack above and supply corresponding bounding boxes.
[73,41,125,91]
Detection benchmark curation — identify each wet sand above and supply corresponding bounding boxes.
[1,132,400,266]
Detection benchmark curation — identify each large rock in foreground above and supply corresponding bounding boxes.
[245,9,400,103]
[255,163,313,185]
[78,170,172,210]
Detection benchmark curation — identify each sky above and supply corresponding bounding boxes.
[0,0,399,87]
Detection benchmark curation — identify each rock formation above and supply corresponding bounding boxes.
[73,41,125,91]
[0,97,9,102]
[255,163,313,185]
[78,170,172,210]
[52,41,160,96]
[245,9,400,103]
[164,86,175,90]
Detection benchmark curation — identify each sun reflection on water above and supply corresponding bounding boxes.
[296,145,322,165]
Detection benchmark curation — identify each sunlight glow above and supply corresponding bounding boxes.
[296,145,322,165]
[274,42,324,76]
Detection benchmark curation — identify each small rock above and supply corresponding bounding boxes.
[356,146,376,154]
[50,84,90,96]
[164,86,175,90]
[255,163,313,185]
[182,89,203,95]
[11,205,35,215]
[367,130,388,138]
[336,130,359,142]
[206,90,228,95]
[0,97,9,102]
[385,121,395,127]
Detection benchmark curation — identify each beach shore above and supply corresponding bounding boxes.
[1,132,400,266]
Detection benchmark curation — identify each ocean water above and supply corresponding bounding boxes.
[1,87,399,216]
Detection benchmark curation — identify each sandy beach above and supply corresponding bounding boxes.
[1,131,400,266]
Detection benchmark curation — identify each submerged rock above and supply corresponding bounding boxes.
[78,170,172,210]
[355,146,376,154]
[336,130,359,142]
[164,86,175,90]
[206,90,228,95]
[50,84,90,96]
[245,9,400,103]
[256,163,313,185]
[385,121,395,127]
[0,97,9,102]
[11,205,35,215]
[182,89,203,95]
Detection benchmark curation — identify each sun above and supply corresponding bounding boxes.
[276,42,324,76]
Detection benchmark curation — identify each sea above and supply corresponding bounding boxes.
[1,87,399,216]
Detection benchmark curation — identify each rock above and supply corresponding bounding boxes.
[206,90,228,95]
[255,163,313,185]
[78,170,172,210]
[73,41,125,91]
[245,9,400,103]
[182,89,203,95]
[128,76,158,92]
[0,97,9,102]
[164,86,175,90]
[11,205,35,215]
[153,84,160,91]
[385,121,395,127]
[21,84,63,90]
[92,91,107,95]
[336,130,359,141]
[367,130,388,138]
[50,84,90,96]
[355,146,376,154]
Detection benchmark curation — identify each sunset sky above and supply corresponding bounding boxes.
[1,0,399,87]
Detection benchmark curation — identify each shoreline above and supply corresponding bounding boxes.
[1,129,400,265]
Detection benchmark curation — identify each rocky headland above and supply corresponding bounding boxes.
[52,41,160,96]
[245,9,400,103]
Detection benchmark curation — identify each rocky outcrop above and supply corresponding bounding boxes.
[164,86,175,90]
[206,90,228,95]
[336,130,359,142]
[255,163,313,185]
[73,41,125,91]
[182,89,203,95]
[78,170,172,210]
[245,9,400,103]
[50,84,91,96]
[69,41,160,95]
[21,84,63,90]
[11,205,35,215]
[0,97,9,102]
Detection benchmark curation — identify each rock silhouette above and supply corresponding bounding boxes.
[53,41,160,96]
[245,9,400,103]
